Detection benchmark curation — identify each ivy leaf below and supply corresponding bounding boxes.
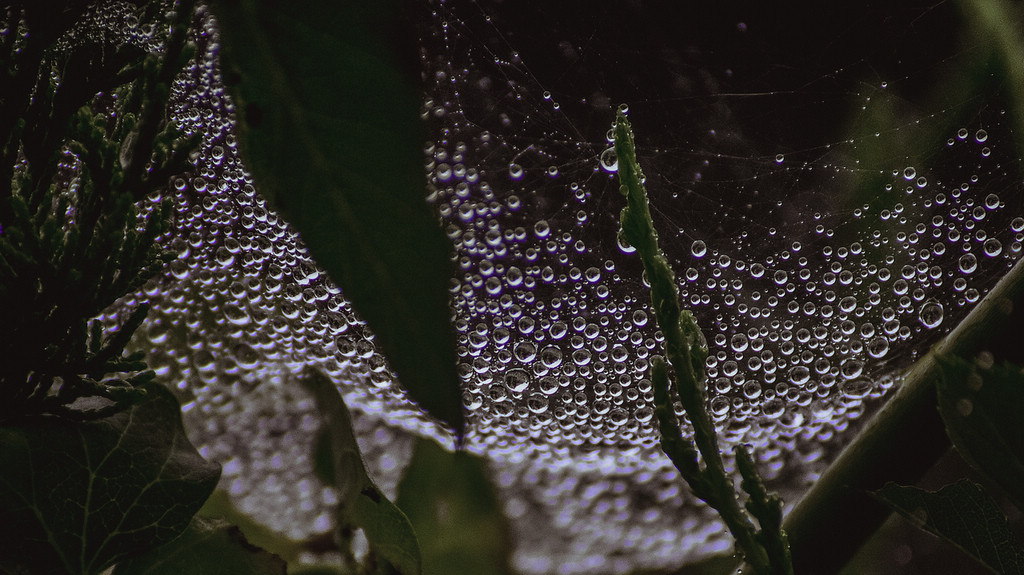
[936,356,1024,512]
[210,0,464,438]
[112,516,286,575]
[875,480,1024,574]
[396,438,513,575]
[302,371,421,575]
[0,381,221,575]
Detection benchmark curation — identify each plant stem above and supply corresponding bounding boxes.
[738,254,1024,574]
[613,111,790,575]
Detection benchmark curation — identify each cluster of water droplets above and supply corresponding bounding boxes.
[69,1,1024,574]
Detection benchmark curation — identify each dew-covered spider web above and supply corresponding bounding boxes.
[84,1,1024,573]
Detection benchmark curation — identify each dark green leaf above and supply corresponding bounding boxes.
[0,382,221,575]
[396,438,513,575]
[112,515,286,575]
[936,356,1024,512]
[210,0,464,437]
[875,480,1024,574]
[302,371,421,575]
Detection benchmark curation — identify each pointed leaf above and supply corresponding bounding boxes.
[210,0,464,437]
[302,371,421,575]
[112,516,286,575]
[875,480,1024,574]
[936,356,1024,512]
[0,382,221,575]
[396,438,513,575]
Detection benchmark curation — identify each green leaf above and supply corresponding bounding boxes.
[0,381,221,575]
[875,480,1024,574]
[302,371,421,575]
[210,0,464,437]
[396,438,513,575]
[112,515,286,575]
[291,566,354,575]
[936,356,1024,512]
[197,489,304,565]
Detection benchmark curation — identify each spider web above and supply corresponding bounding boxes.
[415,0,1024,571]
[70,1,1024,573]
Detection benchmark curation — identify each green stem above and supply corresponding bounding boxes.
[613,111,788,575]
[772,253,1024,573]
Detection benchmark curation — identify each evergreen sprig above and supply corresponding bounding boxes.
[0,0,199,422]
[613,109,794,575]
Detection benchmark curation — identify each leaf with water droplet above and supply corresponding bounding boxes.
[936,356,1024,513]
[875,480,1024,574]
[211,0,464,437]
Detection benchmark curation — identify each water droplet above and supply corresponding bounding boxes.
[730,334,749,353]
[958,253,977,274]
[691,240,707,258]
[983,238,1002,257]
[509,163,524,180]
[540,346,563,368]
[710,396,730,416]
[918,300,944,329]
[903,167,916,180]
[504,368,530,393]
[742,380,762,399]
[608,407,629,426]
[527,394,549,414]
[975,129,988,143]
[599,147,618,173]
[788,365,810,385]
[840,359,864,380]
[839,296,857,313]
[534,220,551,238]
[762,398,785,419]
[632,310,648,327]
[841,378,873,400]
[866,337,889,359]
[616,231,636,254]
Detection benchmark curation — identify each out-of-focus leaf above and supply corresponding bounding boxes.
[112,516,286,575]
[0,382,221,575]
[198,488,304,565]
[290,566,354,575]
[396,438,513,575]
[302,371,421,575]
[936,356,1024,512]
[875,480,1024,574]
[209,0,464,437]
